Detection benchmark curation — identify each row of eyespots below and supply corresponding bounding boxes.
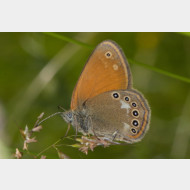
[112,93,139,134]
[125,96,139,132]
[132,110,139,126]
[113,93,137,106]
[131,119,139,134]
[124,96,137,107]
[125,97,139,132]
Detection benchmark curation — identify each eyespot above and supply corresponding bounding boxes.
[132,120,139,127]
[105,51,112,58]
[131,128,137,134]
[125,97,129,101]
[132,102,137,107]
[132,110,139,117]
[113,93,119,98]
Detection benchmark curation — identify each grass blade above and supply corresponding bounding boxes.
[43,32,190,84]
[43,32,94,49]
[128,59,190,84]
[178,32,190,37]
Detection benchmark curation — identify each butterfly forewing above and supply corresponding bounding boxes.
[71,40,132,110]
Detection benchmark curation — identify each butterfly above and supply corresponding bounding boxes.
[61,40,150,143]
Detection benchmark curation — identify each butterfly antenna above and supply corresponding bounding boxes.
[35,112,63,127]
[58,105,67,112]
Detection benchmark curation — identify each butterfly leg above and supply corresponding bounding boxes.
[88,116,100,140]
[64,123,71,137]
[92,128,100,140]
[60,124,71,140]
[75,124,78,140]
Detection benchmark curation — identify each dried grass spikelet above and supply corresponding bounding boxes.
[14,148,23,159]
[71,136,113,155]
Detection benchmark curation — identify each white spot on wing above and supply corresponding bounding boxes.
[113,64,118,70]
[120,100,131,114]
[123,122,130,132]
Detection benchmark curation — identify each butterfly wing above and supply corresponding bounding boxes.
[85,90,150,143]
[71,40,132,110]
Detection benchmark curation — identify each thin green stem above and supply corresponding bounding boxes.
[43,32,190,84]
[43,32,94,49]
[128,59,190,84]
[36,138,62,158]
[35,135,81,158]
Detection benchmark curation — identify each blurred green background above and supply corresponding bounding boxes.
[0,32,190,159]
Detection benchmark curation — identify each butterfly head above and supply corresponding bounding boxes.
[61,111,74,124]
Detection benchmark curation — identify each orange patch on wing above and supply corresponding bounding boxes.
[71,40,132,110]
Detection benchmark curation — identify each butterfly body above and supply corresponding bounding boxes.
[61,40,150,143]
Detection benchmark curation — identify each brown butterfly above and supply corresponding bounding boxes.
[61,40,151,143]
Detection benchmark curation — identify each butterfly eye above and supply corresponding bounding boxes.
[132,102,137,107]
[113,93,119,98]
[67,112,72,119]
[105,51,112,58]
[132,120,139,126]
[125,97,129,101]
[132,110,139,117]
[131,128,137,134]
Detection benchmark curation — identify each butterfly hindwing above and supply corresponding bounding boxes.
[85,90,150,143]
